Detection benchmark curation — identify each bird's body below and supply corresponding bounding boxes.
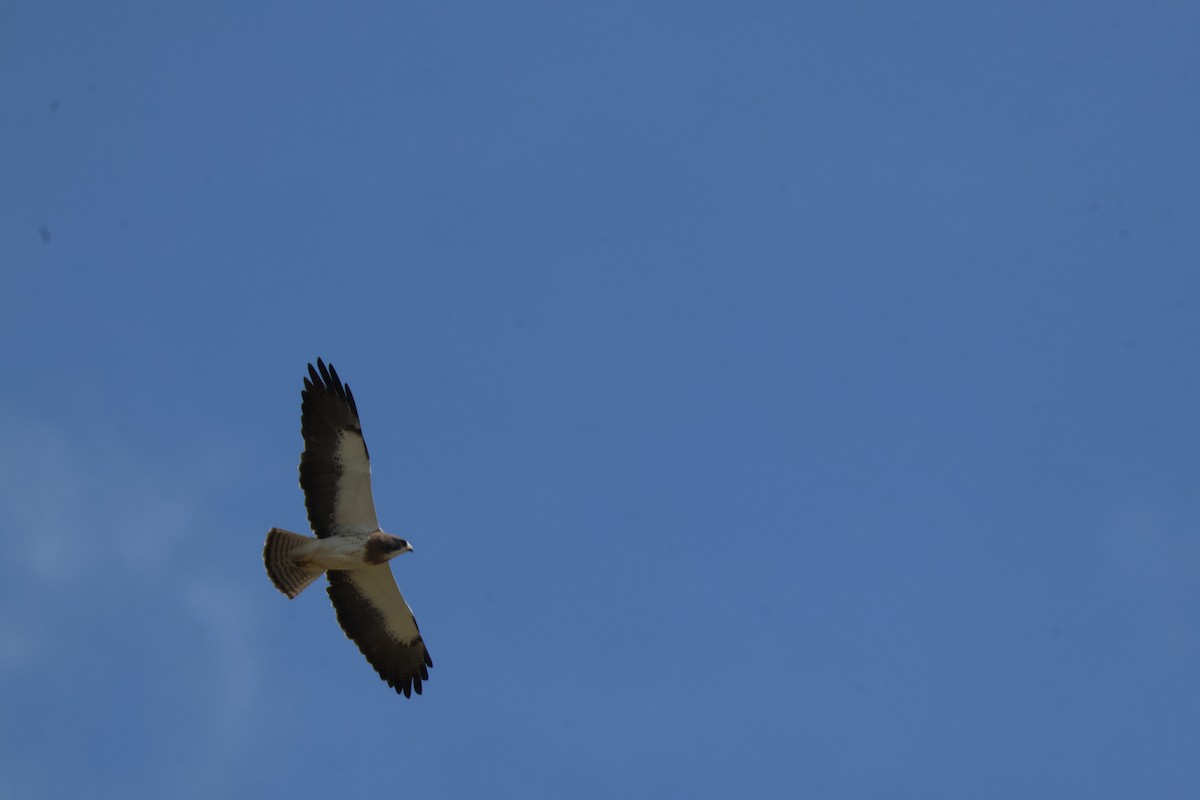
[263,358,432,697]
[278,529,411,571]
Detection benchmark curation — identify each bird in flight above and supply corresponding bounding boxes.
[263,358,432,697]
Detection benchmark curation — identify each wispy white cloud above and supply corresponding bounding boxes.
[0,417,206,581]
[178,575,263,796]
[183,576,261,735]
[0,418,92,583]
[0,407,267,793]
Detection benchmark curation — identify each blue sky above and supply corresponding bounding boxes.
[2,1,1199,797]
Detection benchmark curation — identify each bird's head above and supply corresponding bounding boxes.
[386,536,414,558]
[365,532,414,564]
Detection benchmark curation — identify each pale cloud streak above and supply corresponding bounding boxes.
[0,406,266,792]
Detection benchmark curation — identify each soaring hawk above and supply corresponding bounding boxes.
[263,359,432,697]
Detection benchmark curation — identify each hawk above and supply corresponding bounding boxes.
[263,358,432,697]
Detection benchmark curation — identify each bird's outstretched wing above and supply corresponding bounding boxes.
[299,358,379,538]
[327,567,433,697]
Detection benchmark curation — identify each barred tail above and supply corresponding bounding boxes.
[263,527,323,598]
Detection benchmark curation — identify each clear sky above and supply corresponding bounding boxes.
[2,2,1199,797]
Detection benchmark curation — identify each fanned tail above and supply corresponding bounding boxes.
[263,527,323,598]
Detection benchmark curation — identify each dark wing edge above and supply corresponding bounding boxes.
[326,569,433,698]
[299,358,373,538]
